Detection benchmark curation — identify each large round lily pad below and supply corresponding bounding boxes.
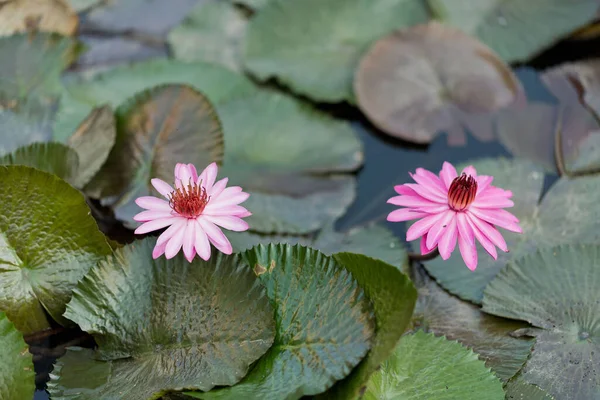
[187,244,375,399]
[429,0,599,62]
[422,157,600,304]
[355,21,521,144]
[0,312,35,400]
[243,0,430,102]
[85,84,223,228]
[363,331,505,400]
[0,165,112,334]
[49,237,275,399]
[0,0,78,37]
[218,91,362,233]
[483,244,600,399]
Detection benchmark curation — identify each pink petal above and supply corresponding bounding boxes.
[405,183,447,204]
[469,207,522,233]
[203,215,249,232]
[387,208,429,222]
[458,233,478,271]
[156,219,187,247]
[198,162,218,192]
[203,204,251,217]
[461,165,478,178]
[439,162,458,189]
[135,196,172,212]
[213,186,243,202]
[437,217,458,260]
[478,187,513,199]
[151,178,174,198]
[472,196,514,209]
[410,171,446,196]
[467,216,497,260]
[394,185,417,196]
[133,210,173,222]
[456,213,475,245]
[233,209,252,218]
[406,212,446,242]
[134,217,177,234]
[415,168,447,193]
[209,177,229,197]
[387,195,438,208]
[198,219,233,254]
[187,163,198,182]
[476,176,493,195]
[426,210,456,249]
[183,220,196,262]
[413,204,449,214]
[194,221,211,260]
[420,233,436,255]
[467,213,508,252]
[211,190,249,207]
[165,225,186,259]
[152,240,168,259]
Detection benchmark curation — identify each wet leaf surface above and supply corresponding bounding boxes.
[0,312,35,400]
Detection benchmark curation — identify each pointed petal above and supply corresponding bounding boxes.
[151,178,174,198]
[133,210,173,222]
[437,217,458,260]
[156,218,187,247]
[387,195,438,208]
[203,215,249,232]
[387,208,429,222]
[135,196,172,212]
[415,168,447,193]
[467,215,497,260]
[203,204,251,217]
[165,225,186,259]
[461,165,478,178]
[152,240,168,259]
[467,213,508,252]
[457,213,475,245]
[198,219,233,254]
[405,183,447,204]
[458,233,478,271]
[426,210,456,249]
[394,185,417,196]
[187,163,198,182]
[134,217,177,234]
[194,221,211,260]
[476,175,493,195]
[472,196,514,209]
[439,162,458,189]
[413,204,449,214]
[211,190,249,207]
[198,162,218,192]
[410,171,446,196]
[420,233,436,255]
[183,220,196,262]
[406,212,445,242]
[209,177,229,197]
[469,207,522,232]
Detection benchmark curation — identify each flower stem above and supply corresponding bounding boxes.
[408,248,440,261]
[554,107,568,177]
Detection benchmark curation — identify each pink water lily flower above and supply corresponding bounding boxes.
[134,162,251,262]
[387,162,522,271]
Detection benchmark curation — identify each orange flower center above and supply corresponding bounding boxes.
[169,180,209,218]
[448,173,477,211]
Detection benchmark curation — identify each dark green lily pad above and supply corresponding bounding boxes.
[409,263,533,382]
[53,59,256,140]
[49,237,275,399]
[0,312,35,400]
[168,1,248,72]
[505,377,554,400]
[422,157,600,304]
[0,142,79,182]
[243,0,429,102]
[0,166,112,334]
[429,0,599,62]
[218,91,362,233]
[363,331,505,400]
[483,244,600,400]
[186,244,375,399]
[85,84,223,228]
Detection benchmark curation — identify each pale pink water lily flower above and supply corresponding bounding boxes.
[387,162,522,271]
[134,162,251,262]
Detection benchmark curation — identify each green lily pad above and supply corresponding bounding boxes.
[67,105,117,189]
[0,96,56,155]
[363,331,505,400]
[53,59,256,140]
[218,91,362,233]
[85,84,223,228]
[243,0,430,102]
[0,141,79,182]
[422,157,600,304]
[186,244,375,399]
[168,1,248,72]
[483,244,600,399]
[0,312,35,400]
[409,263,533,382]
[505,377,554,400]
[49,237,275,399]
[429,0,599,62]
[0,165,112,334]
[320,253,417,399]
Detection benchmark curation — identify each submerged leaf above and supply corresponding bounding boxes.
[0,312,35,400]
[0,141,79,182]
[363,331,505,400]
[483,244,600,399]
[0,166,111,334]
[0,0,78,37]
[355,21,521,144]
[505,377,555,400]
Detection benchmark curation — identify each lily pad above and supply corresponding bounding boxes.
[48,237,275,399]
[0,141,79,182]
[421,157,600,304]
[231,0,269,9]
[53,59,256,139]
[168,1,248,72]
[243,0,430,102]
[354,21,521,144]
[218,91,362,233]
[429,0,599,62]
[409,263,533,382]
[0,97,57,155]
[362,331,505,400]
[187,244,375,399]
[85,84,223,228]
[483,244,600,399]
[505,377,554,400]
[0,165,112,334]
[66,105,116,188]
[0,312,35,400]
[0,0,78,37]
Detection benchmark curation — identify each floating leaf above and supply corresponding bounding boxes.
[429,0,599,62]
[421,157,600,304]
[363,331,505,400]
[409,263,533,381]
[54,59,256,139]
[0,0,78,37]
[0,97,57,154]
[231,0,269,9]
[48,238,275,399]
[243,0,430,102]
[505,377,554,400]
[355,21,521,144]
[187,244,375,399]
[483,244,600,399]
[168,0,248,72]
[0,312,34,400]
[67,105,116,188]
[0,142,79,182]
[0,166,111,334]
[218,91,362,233]
[86,84,223,228]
